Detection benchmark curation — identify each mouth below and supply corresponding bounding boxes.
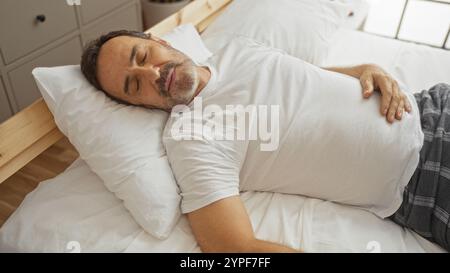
[165,67,176,94]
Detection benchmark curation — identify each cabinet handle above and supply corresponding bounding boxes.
[36,14,46,23]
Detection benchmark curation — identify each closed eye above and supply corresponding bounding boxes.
[140,52,148,65]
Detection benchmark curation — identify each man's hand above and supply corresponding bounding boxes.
[359,64,412,123]
[324,64,412,124]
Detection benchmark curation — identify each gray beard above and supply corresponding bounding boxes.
[160,62,199,109]
[168,65,199,106]
[154,46,200,110]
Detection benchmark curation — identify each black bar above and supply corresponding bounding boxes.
[0,253,447,272]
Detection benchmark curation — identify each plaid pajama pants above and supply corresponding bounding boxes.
[390,83,450,252]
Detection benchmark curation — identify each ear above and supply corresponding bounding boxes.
[151,36,171,47]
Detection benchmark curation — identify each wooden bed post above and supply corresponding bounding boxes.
[0,0,232,184]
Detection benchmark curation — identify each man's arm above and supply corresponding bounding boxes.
[187,196,301,253]
[323,65,365,79]
[322,64,412,124]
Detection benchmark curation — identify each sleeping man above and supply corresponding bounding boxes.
[80,30,450,252]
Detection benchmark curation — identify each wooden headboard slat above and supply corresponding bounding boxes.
[148,0,231,36]
[197,0,231,33]
[0,0,232,184]
[0,99,59,165]
[0,127,63,183]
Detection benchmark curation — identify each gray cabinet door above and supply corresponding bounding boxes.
[0,77,12,123]
[0,0,78,64]
[83,3,142,45]
[80,0,130,25]
[8,37,82,110]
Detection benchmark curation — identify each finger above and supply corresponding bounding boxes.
[360,74,374,98]
[396,98,404,120]
[392,80,412,114]
[387,95,400,123]
[404,94,412,113]
[387,84,400,123]
[392,83,404,120]
[376,75,392,116]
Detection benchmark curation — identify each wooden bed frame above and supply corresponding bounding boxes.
[0,0,232,184]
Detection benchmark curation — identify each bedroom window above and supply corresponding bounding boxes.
[363,0,450,49]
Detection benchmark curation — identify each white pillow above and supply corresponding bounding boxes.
[336,0,370,30]
[161,23,212,64]
[201,0,352,65]
[31,24,212,239]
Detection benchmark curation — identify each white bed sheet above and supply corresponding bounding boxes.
[1,29,449,253]
[323,28,450,94]
[0,158,445,253]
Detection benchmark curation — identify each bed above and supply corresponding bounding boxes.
[0,0,449,253]
[0,157,444,253]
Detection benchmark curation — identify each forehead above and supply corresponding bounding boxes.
[96,36,147,96]
[98,35,148,70]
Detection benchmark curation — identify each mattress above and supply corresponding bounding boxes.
[1,30,449,253]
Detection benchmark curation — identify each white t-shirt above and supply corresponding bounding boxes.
[163,37,424,218]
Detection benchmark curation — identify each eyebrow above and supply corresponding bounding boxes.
[124,45,139,94]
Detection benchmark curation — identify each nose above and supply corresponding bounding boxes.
[133,64,161,82]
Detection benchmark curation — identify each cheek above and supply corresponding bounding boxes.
[153,46,179,63]
[175,65,196,88]
[165,47,189,63]
[175,71,194,89]
[140,85,165,105]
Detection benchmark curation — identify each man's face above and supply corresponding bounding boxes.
[96,35,199,111]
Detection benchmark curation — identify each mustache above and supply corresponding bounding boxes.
[155,62,179,97]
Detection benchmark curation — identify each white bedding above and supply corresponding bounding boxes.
[1,30,449,253]
[0,159,444,252]
[323,28,450,94]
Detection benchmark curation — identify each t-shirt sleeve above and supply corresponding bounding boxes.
[163,128,247,214]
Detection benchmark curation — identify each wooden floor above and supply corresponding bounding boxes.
[0,137,79,227]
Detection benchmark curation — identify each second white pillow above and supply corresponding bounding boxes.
[201,0,351,65]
